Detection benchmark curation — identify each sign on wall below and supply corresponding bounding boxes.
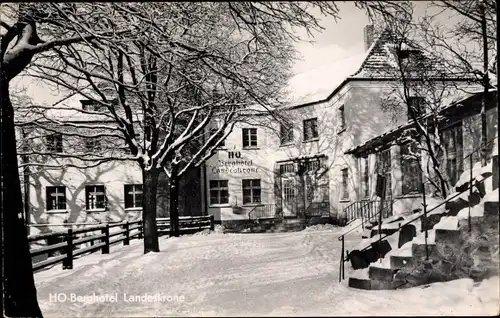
[210,151,259,174]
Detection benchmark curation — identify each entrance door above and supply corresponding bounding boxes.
[282,177,296,217]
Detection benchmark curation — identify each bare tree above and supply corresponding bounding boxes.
[1,3,141,316]
[423,0,497,164]
[1,2,408,315]
[357,1,486,198]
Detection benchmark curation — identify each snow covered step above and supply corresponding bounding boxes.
[457,203,484,220]
[434,216,458,231]
[368,265,395,282]
[347,268,371,289]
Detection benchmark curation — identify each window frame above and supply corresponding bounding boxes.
[124,184,143,209]
[407,96,426,120]
[341,168,349,201]
[338,105,346,132]
[442,123,464,186]
[242,179,262,205]
[85,137,101,152]
[81,100,105,112]
[209,180,229,205]
[46,186,67,211]
[242,128,258,148]
[303,118,319,142]
[46,133,63,153]
[362,157,370,198]
[85,185,107,211]
[280,124,294,145]
[400,142,423,195]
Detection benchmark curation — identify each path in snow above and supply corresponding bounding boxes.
[34,228,499,317]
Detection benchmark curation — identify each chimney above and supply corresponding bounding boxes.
[364,24,375,51]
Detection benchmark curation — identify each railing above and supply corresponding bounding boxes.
[342,198,393,228]
[29,215,214,272]
[248,204,278,221]
[336,199,394,282]
[337,136,497,283]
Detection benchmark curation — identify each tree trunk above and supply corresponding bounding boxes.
[1,74,43,317]
[169,165,180,237]
[142,168,160,253]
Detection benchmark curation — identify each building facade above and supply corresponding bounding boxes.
[17,94,204,235]
[204,27,483,224]
[18,25,491,231]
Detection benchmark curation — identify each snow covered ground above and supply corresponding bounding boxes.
[34,226,499,317]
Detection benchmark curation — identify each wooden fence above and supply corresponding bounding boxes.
[29,215,214,272]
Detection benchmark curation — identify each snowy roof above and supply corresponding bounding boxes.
[345,89,498,156]
[281,29,469,111]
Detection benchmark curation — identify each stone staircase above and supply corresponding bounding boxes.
[347,157,499,290]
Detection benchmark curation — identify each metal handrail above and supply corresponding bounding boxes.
[463,135,497,161]
[337,199,394,241]
[248,204,277,220]
[338,135,497,283]
[247,205,262,220]
[338,172,492,283]
[357,173,492,254]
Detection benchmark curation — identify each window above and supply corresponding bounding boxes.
[407,97,426,120]
[242,179,261,204]
[46,133,63,153]
[209,180,229,205]
[280,163,295,174]
[46,186,66,211]
[341,168,349,201]
[81,100,104,112]
[242,128,257,148]
[376,149,392,198]
[338,105,346,132]
[303,118,318,141]
[280,124,293,145]
[443,124,464,186]
[124,184,143,209]
[85,185,107,210]
[85,137,101,152]
[305,159,320,173]
[401,143,423,195]
[362,157,370,198]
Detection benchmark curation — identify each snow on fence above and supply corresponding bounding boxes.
[29,215,214,272]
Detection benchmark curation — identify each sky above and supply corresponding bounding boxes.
[292,2,371,75]
[10,1,467,107]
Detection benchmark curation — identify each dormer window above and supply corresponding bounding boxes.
[399,48,424,63]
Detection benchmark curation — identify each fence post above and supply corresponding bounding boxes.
[138,219,143,239]
[209,215,215,231]
[339,236,345,283]
[360,203,364,231]
[102,224,110,254]
[421,181,429,260]
[124,221,130,246]
[62,229,73,270]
